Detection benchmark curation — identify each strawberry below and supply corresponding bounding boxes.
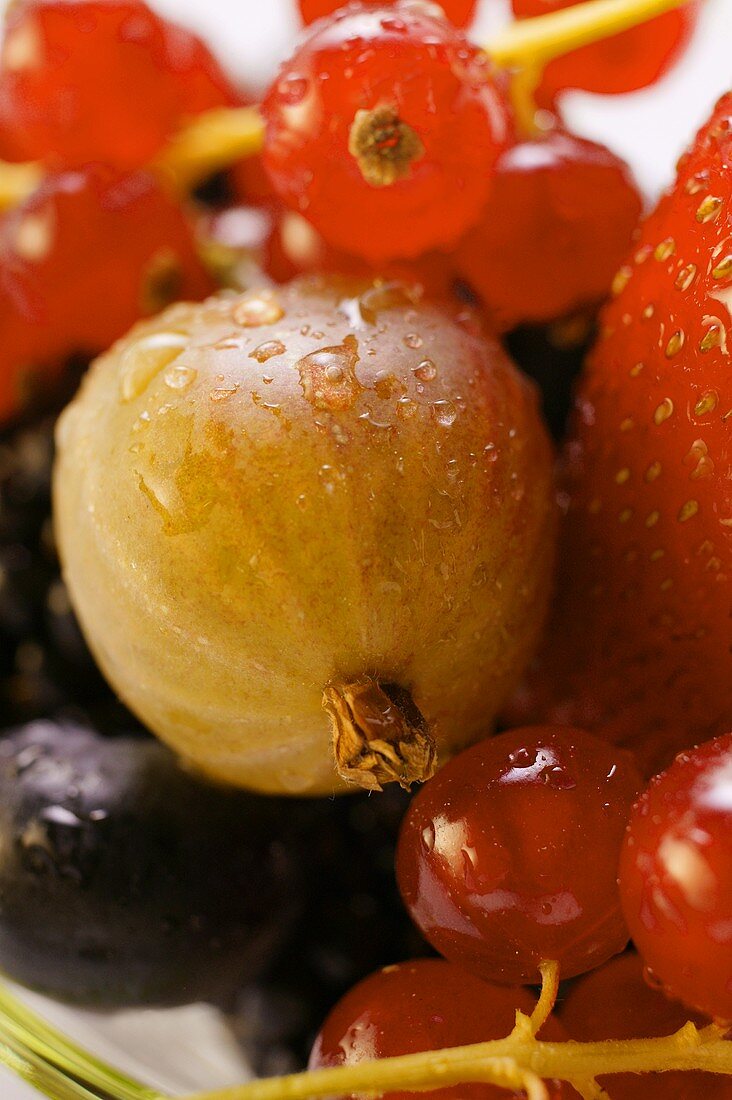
[504,93,732,776]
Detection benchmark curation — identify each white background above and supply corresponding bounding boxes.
[2,0,732,1096]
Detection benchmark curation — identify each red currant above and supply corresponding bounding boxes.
[0,0,238,170]
[299,0,478,29]
[309,958,571,1099]
[396,727,643,984]
[511,0,701,101]
[619,733,732,1022]
[262,2,511,262]
[561,952,730,1099]
[0,167,213,422]
[454,130,642,330]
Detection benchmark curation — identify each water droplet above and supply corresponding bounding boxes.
[297,335,362,411]
[210,383,239,402]
[164,363,197,391]
[277,73,309,106]
[357,281,420,323]
[396,396,417,420]
[421,822,436,852]
[403,332,423,350]
[413,359,437,382]
[119,333,188,402]
[233,289,284,327]
[430,400,456,427]
[250,339,286,364]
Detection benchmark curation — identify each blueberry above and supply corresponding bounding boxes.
[0,719,302,1006]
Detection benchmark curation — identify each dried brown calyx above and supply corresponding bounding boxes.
[324,677,437,791]
[348,105,425,187]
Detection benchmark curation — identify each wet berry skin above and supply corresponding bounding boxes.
[512,0,700,101]
[0,720,301,1006]
[561,951,731,1099]
[0,166,213,424]
[620,733,732,1022]
[455,131,642,330]
[0,0,238,170]
[397,726,643,984]
[298,0,478,29]
[309,958,572,1098]
[262,2,511,262]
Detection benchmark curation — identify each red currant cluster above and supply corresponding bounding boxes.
[0,0,700,426]
[310,727,732,1097]
[0,0,236,419]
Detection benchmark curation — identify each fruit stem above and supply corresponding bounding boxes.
[486,0,694,68]
[323,677,437,791]
[156,105,265,191]
[185,1025,732,1100]
[529,961,561,1035]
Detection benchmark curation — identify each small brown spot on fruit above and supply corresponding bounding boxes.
[645,461,662,483]
[615,468,630,485]
[348,104,425,188]
[646,511,660,528]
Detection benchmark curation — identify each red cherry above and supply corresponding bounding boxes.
[298,0,478,29]
[620,733,732,1022]
[396,727,643,984]
[512,0,701,101]
[309,958,573,1099]
[0,0,238,170]
[262,1,511,262]
[454,130,642,330]
[0,167,213,423]
[561,952,731,1099]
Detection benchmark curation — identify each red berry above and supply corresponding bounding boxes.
[619,733,732,1022]
[503,93,732,775]
[561,952,730,1099]
[309,958,571,1099]
[299,0,478,29]
[0,167,213,422]
[454,130,642,330]
[262,2,511,262]
[512,0,701,101]
[396,727,642,984]
[0,0,238,170]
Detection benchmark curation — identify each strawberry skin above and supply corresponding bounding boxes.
[505,93,732,776]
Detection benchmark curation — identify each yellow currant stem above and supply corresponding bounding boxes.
[487,0,695,68]
[156,105,265,191]
[185,1025,732,1100]
[0,160,42,212]
[530,960,561,1035]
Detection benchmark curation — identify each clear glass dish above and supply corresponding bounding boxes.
[0,979,254,1100]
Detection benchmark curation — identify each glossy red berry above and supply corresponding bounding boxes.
[397,727,643,984]
[0,167,213,423]
[455,130,642,330]
[299,0,478,29]
[561,952,730,1099]
[262,1,511,262]
[0,0,238,170]
[620,733,732,1022]
[309,958,571,1099]
[512,0,701,101]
